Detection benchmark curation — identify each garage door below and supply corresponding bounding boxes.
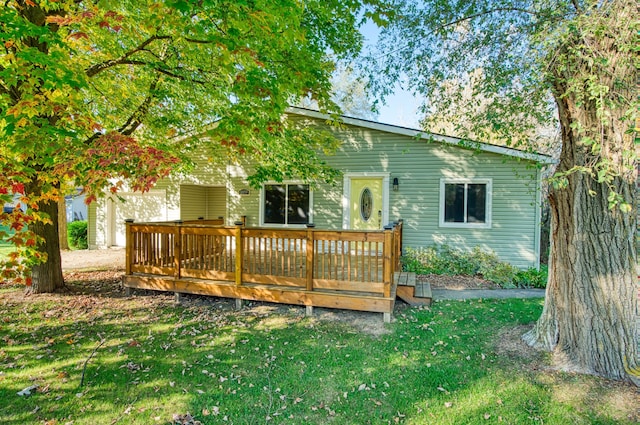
[110,191,167,247]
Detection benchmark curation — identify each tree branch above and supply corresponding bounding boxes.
[117,75,160,135]
[374,6,539,60]
[79,339,106,388]
[85,34,171,77]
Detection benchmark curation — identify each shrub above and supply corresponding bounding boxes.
[514,265,548,288]
[402,244,545,288]
[480,262,518,288]
[68,220,88,250]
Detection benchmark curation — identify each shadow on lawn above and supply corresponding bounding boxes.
[1,273,637,425]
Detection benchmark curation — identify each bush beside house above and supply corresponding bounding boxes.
[67,220,88,250]
[402,245,547,288]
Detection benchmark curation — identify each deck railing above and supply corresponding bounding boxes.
[125,219,403,297]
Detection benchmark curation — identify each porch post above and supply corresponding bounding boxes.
[383,225,393,298]
[124,219,134,276]
[306,224,315,292]
[234,221,244,287]
[174,220,182,280]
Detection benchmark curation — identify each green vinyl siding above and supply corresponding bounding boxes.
[180,185,207,220]
[88,113,544,269]
[206,186,226,220]
[301,118,541,269]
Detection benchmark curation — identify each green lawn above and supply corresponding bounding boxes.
[0,275,637,425]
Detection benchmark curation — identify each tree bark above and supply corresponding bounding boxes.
[29,196,64,294]
[58,195,69,251]
[524,4,638,382]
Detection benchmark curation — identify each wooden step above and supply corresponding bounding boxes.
[395,271,416,287]
[396,281,432,306]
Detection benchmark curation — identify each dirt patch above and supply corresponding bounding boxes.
[494,324,640,423]
[14,270,391,337]
[418,273,499,290]
[61,248,125,271]
[494,325,546,366]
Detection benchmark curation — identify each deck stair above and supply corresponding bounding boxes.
[395,272,432,306]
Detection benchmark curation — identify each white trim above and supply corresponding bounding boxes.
[342,172,390,230]
[287,106,556,165]
[258,181,314,228]
[439,178,492,229]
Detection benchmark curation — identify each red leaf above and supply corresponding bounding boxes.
[25,277,32,287]
[11,183,24,194]
[69,32,89,40]
[25,239,36,247]
[0,187,7,195]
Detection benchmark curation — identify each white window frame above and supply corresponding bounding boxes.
[259,181,313,228]
[439,178,492,229]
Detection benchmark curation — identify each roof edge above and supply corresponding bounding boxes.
[286,106,557,165]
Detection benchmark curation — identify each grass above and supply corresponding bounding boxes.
[0,274,637,425]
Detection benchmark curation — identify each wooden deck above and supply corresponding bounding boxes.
[123,220,404,322]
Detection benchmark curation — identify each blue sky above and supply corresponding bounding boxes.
[360,21,422,128]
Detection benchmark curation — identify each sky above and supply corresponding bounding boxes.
[360,21,422,129]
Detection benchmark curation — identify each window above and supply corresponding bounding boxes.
[439,179,491,228]
[360,188,373,221]
[263,183,311,226]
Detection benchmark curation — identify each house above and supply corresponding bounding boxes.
[88,107,553,269]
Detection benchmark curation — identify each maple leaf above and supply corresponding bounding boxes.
[11,183,24,194]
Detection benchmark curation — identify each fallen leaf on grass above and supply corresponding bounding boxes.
[17,384,38,396]
[172,413,202,425]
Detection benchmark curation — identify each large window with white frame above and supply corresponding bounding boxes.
[262,183,312,226]
[439,179,492,228]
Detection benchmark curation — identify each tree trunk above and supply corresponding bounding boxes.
[58,195,69,251]
[524,170,638,381]
[29,197,65,293]
[523,8,638,382]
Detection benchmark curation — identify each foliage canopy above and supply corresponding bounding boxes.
[0,0,390,284]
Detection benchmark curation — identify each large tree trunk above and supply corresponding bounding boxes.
[524,5,638,382]
[524,169,638,381]
[58,195,69,251]
[29,196,64,294]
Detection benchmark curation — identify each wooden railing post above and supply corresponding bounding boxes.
[396,219,403,272]
[306,224,315,291]
[383,225,393,298]
[125,219,134,275]
[174,220,182,280]
[234,221,244,286]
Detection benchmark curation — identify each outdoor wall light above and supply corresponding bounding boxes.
[393,177,399,191]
